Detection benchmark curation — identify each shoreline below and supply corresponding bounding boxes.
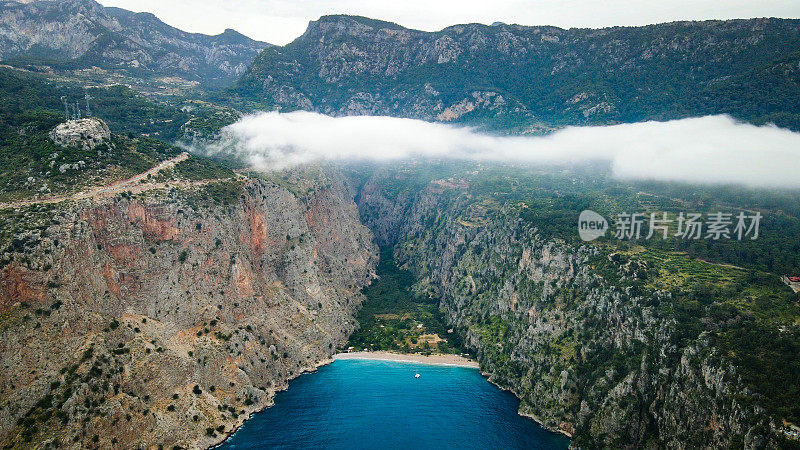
[212,351,572,448]
[209,357,333,449]
[211,352,475,448]
[333,351,480,368]
[482,375,575,439]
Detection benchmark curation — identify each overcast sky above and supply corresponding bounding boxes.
[97,0,800,45]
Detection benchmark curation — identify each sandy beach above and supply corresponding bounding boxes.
[333,351,480,368]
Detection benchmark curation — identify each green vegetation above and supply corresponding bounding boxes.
[183,180,244,208]
[0,68,189,200]
[356,160,800,438]
[0,67,243,203]
[347,248,465,355]
[180,105,241,140]
[0,205,56,254]
[173,157,236,181]
[0,130,179,201]
[0,68,191,140]
[497,166,800,424]
[2,343,131,448]
[583,244,800,425]
[239,17,800,131]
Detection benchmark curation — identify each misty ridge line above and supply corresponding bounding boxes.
[191,111,800,189]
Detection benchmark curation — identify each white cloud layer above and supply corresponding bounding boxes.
[98,0,800,45]
[206,111,800,189]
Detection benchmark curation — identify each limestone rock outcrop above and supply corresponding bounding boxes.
[48,118,111,151]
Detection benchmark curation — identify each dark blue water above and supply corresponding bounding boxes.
[220,359,570,449]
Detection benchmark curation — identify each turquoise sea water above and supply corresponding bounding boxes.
[220,359,570,449]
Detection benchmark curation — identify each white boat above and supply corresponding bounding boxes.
[415,373,420,378]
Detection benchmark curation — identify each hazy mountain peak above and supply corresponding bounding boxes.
[312,14,408,29]
[301,14,410,40]
[0,0,269,86]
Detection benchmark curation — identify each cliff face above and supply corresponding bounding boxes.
[238,15,800,130]
[0,171,376,448]
[354,172,781,448]
[0,0,268,85]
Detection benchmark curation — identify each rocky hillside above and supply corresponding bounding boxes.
[0,0,269,85]
[238,15,800,130]
[0,169,376,448]
[351,163,800,448]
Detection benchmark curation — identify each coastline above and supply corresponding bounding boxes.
[209,357,334,449]
[333,351,480,368]
[211,351,572,448]
[211,352,475,448]
[482,375,575,439]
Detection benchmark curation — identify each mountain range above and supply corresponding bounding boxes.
[0,2,799,449]
[4,2,799,131]
[0,0,269,85]
[238,15,800,130]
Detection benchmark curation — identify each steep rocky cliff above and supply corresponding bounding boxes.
[0,169,376,448]
[239,15,800,130]
[0,0,268,85]
[352,165,798,448]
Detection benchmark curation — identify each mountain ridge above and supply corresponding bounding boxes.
[238,14,800,131]
[0,0,269,86]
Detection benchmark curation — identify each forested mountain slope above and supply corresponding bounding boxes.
[239,15,800,130]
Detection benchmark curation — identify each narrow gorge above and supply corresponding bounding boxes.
[2,159,797,448]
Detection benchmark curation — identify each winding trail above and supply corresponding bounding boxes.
[0,152,195,210]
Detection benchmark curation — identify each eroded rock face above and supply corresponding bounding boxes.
[48,118,111,151]
[0,170,377,448]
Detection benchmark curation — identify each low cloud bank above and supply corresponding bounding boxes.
[209,111,800,189]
